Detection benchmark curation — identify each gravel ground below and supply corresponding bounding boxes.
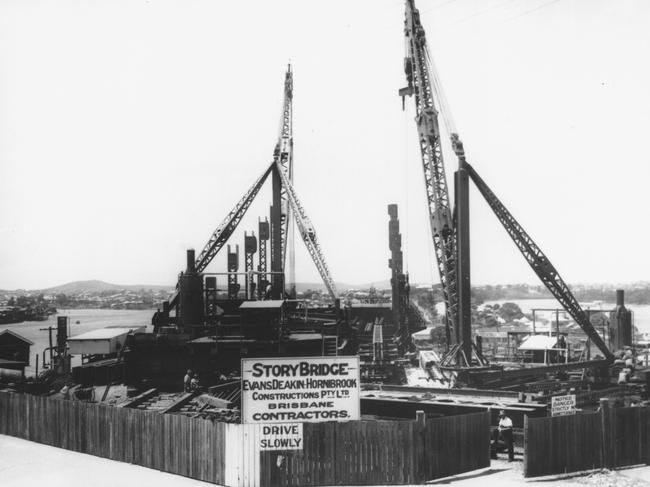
[0,434,214,487]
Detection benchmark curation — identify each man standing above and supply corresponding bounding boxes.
[183,369,193,392]
[498,410,515,461]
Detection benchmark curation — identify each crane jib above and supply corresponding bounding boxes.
[400,0,612,361]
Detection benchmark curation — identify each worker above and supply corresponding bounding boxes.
[184,369,193,392]
[498,410,515,461]
[190,374,200,392]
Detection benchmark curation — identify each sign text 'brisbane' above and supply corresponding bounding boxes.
[241,356,360,424]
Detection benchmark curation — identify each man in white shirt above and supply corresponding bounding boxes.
[498,410,515,461]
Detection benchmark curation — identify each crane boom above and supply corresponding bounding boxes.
[274,161,338,300]
[400,0,611,364]
[400,0,458,336]
[275,65,295,294]
[195,163,274,273]
[466,163,613,360]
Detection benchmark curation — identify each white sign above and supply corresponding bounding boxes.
[551,394,576,416]
[241,356,360,424]
[259,423,303,450]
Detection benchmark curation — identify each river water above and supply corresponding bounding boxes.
[436,298,650,336]
[3,301,650,377]
[0,308,153,376]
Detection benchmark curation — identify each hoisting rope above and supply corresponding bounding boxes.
[425,45,457,140]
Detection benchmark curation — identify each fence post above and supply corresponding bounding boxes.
[523,415,528,476]
[600,398,611,469]
[415,410,426,483]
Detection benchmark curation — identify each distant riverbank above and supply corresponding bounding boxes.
[435,298,650,335]
[0,308,153,376]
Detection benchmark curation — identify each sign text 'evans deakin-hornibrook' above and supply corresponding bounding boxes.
[241,356,360,424]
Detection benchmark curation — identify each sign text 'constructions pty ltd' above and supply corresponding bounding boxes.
[241,356,360,424]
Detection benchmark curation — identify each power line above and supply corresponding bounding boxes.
[502,0,563,23]
[453,0,519,25]
[420,0,460,15]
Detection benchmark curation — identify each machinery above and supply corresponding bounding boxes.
[128,65,348,386]
[160,65,337,332]
[273,65,296,299]
[388,204,411,353]
[399,0,613,372]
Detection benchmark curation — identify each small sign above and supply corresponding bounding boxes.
[259,423,303,450]
[551,394,576,416]
[241,356,360,424]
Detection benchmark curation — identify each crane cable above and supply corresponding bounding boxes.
[403,87,410,275]
[425,44,457,140]
[402,33,410,275]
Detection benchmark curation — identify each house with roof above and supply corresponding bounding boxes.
[0,329,33,375]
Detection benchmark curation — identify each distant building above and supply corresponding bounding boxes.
[0,329,33,375]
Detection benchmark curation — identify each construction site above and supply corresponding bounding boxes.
[1,1,650,486]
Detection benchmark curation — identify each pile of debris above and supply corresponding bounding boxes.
[176,393,240,423]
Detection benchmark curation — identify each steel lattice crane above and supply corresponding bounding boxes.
[466,164,613,359]
[166,163,273,309]
[400,0,613,362]
[167,66,337,320]
[399,0,458,352]
[274,160,338,300]
[274,65,296,297]
[195,164,274,274]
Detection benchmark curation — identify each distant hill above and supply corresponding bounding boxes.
[41,280,173,294]
[3,278,393,295]
[294,279,392,293]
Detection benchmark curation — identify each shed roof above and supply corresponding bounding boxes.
[239,300,285,309]
[0,329,34,345]
[349,303,392,308]
[0,358,28,368]
[68,326,143,341]
[518,335,558,351]
[412,328,432,338]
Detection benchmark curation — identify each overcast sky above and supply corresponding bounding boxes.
[1,0,649,290]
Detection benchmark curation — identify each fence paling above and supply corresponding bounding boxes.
[1,391,493,487]
[0,392,227,485]
[524,406,650,478]
[258,412,490,487]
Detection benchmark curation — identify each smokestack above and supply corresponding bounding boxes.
[186,249,196,274]
[610,289,632,350]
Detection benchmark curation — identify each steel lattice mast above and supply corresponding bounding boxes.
[274,64,296,297]
[400,0,458,345]
[166,164,273,309]
[194,163,274,274]
[274,161,338,300]
[466,163,613,359]
[400,0,612,363]
[181,65,335,305]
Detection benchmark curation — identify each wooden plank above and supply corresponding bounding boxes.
[525,412,602,477]
[1,393,502,486]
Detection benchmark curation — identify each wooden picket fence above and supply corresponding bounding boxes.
[258,412,490,486]
[524,403,650,477]
[0,391,230,485]
[0,391,490,486]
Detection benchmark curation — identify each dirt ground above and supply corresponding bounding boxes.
[1,434,649,487]
[0,434,212,487]
[426,459,650,487]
